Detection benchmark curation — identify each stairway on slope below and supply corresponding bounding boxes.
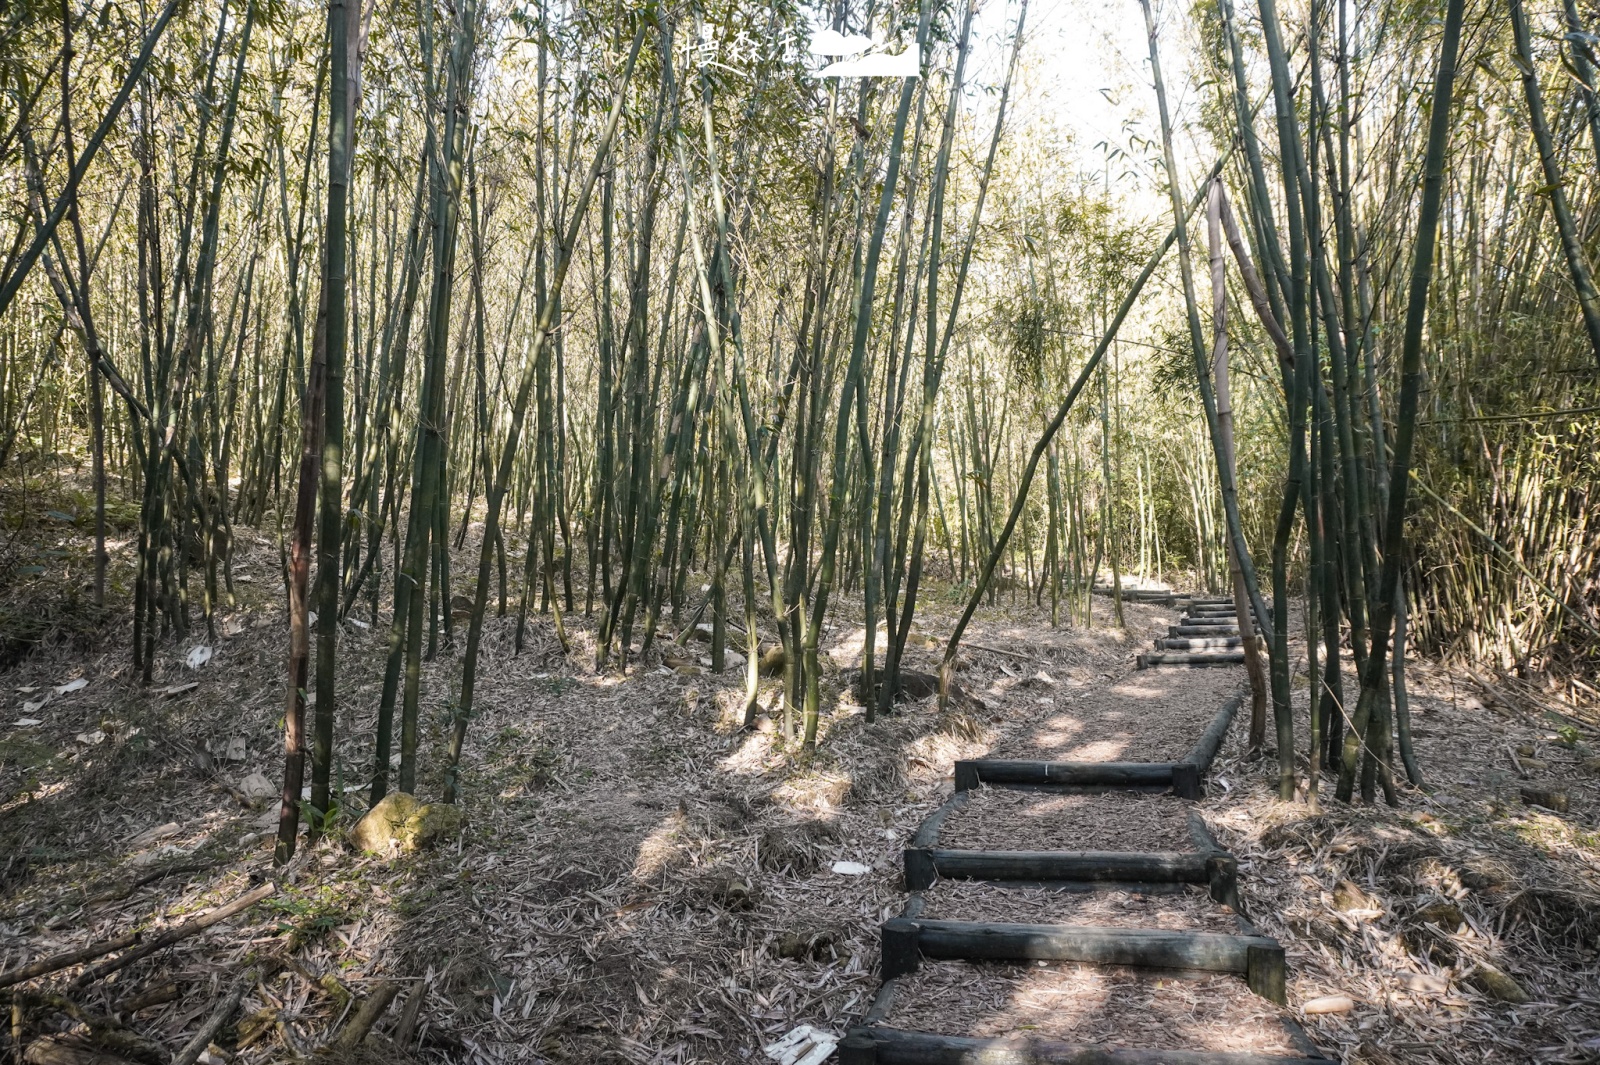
[1138,596,1268,670]
[841,673,1331,1065]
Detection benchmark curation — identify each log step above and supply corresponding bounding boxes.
[878,919,1287,1003]
[904,848,1237,904]
[953,759,1190,795]
[840,1028,1331,1065]
[1138,652,1248,668]
[1093,587,1175,602]
[1171,625,1244,637]
[1155,637,1243,650]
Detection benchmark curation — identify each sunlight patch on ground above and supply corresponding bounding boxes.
[773,772,853,813]
[630,812,689,881]
[718,730,776,775]
[1110,681,1174,699]
[1015,713,1085,751]
[1064,738,1131,761]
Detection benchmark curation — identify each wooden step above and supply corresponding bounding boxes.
[952,759,1190,795]
[878,918,1286,1003]
[1171,625,1243,637]
[1093,586,1175,601]
[903,847,1237,904]
[1156,637,1243,650]
[1138,652,1248,668]
[840,1028,1332,1064]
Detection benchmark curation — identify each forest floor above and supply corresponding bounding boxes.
[1,514,1598,1064]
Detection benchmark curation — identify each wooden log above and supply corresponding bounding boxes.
[1247,942,1288,1005]
[838,1033,879,1065]
[1155,637,1243,650]
[848,1027,1331,1064]
[1137,653,1247,668]
[1186,810,1219,854]
[1093,587,1173,603]
[904,848,1209,890]
[904,849,938,891]
[1206,853,1240,908]
[1177,616,1245,626]
[1185,696,1239,774]
[1170,762,1200,800]
[938,878,1199,895]
[885,918,1280,977]
[1170,625,1242,637]
[862,977,901,1026]
[953,760,1176,792]
[911,793,967,849]
[881,919,922,978]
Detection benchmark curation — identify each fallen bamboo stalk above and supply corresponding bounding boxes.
[171,975,251,1065]
[0,990,162,1061]
[962,641,1041,662]
[70,882,275,990]
[0,933,140,991]
[330,979,402,1052]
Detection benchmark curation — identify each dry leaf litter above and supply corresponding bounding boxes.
[935,788,1198,853]
[884,960,1304,1054]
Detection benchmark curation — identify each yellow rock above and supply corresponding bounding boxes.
[1333,879,1381,914]
[1414,900,1465,928]
[1471,963,1531,1003]
[759,644,787,677]
[349,792,464,854]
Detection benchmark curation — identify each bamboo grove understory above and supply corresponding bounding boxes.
[3,0,1599,854]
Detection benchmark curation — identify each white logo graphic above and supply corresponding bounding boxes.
[810,28,920,78]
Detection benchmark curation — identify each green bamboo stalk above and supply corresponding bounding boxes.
[940,155,1232,703]
[441,23,644,803]
[1339,0,1466,803]
[1509,0,1600,368]
[311,0,360,837]
[0,0,181,319]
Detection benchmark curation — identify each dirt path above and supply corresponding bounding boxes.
[2,570,1597,1063]
[839,598,1330,1063]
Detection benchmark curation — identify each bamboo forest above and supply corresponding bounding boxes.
[2,0,1599,1059]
